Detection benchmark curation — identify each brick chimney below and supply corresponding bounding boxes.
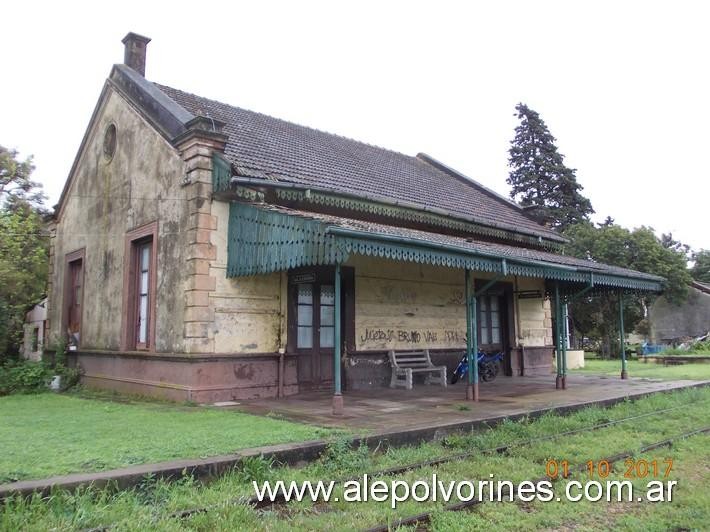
[122,32,151,77]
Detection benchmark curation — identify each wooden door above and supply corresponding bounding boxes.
[67,259,83,338]
[476,287,515,376]
[293,280,335,388]
[477,293,505,353]
[288,267,354,390]
[290,266,360,389]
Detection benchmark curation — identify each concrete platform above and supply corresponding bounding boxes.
[232,374,708,431]
[3,375,706,499]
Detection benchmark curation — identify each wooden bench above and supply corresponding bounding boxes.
[388,349,447,390]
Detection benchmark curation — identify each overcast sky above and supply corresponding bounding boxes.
[1,1,707,250]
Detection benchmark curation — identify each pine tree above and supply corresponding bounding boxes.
[507,103,594,230]
[691,250,710,284]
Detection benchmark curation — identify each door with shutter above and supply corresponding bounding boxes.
[288,267,354,390]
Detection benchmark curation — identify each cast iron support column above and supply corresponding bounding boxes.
[332,263,344,415]
[619,292,628,380]
[465,270,473,400]
[471,289,480,401]
[554,282,563,389]
[562,302,568,389]
[465,270,479,401]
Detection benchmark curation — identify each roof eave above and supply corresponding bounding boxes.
[229,175,567,246]
[326,225,663,285]
[328,226,664,291]
[415,152,566,241]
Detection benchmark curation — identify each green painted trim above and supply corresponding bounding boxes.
[337,235,503,273]
[226,203,664,293]
[565,273,595,302]
[226,203,347,277]
[233,185,264,202]
[329,227,663,292]
[212,153,232,193]
[474,266,507,297]
[274,187,562,251]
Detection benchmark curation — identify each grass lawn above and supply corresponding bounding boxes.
[0,392,339,483]
[2,387,709,531]
[572,358,710,381]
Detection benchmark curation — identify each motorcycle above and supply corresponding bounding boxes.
[451,351,504,384]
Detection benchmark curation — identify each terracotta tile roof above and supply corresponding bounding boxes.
[156,84,563,243]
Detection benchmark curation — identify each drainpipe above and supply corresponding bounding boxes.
[277,348,285,398]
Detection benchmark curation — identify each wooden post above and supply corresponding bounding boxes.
[332,263,344,415]
[619,293,628,380]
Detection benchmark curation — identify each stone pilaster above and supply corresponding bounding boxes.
[45,221,57,346]
[543,299,554,346]
[175,117,227,354]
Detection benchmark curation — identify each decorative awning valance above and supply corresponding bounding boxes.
[226,202,664,293]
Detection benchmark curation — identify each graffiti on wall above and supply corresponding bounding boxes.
[359,328,466,347]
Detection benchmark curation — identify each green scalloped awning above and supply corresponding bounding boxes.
[227,202,347,276]
[226,203,664,293]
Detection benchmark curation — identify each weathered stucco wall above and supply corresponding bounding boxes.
[650,286,710,342]
[210,200,285,354]
[200,249,552,356]
[348,255,550,352]
[515,277,554,347]
[48,87,189,352]
[352,256,467,351]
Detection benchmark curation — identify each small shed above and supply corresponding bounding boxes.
[22,298,47,361]
[649,281,710,343]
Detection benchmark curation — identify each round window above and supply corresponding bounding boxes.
[103,124,117,160]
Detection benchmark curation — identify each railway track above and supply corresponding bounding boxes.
[82,402,707,531]
[364,426,710,532]
[168,402,699,519]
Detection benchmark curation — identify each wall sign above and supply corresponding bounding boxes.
[517,290,542,299]
[291,272,316,284]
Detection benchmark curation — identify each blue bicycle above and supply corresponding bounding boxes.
[450,351,504,384]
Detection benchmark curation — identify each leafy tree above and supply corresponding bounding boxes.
[0,146,45,210]
[0,146,49,358]
[691,250,710,284]
[507,103,594,230]
[660,232,691,261]
[563,221,691,357]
